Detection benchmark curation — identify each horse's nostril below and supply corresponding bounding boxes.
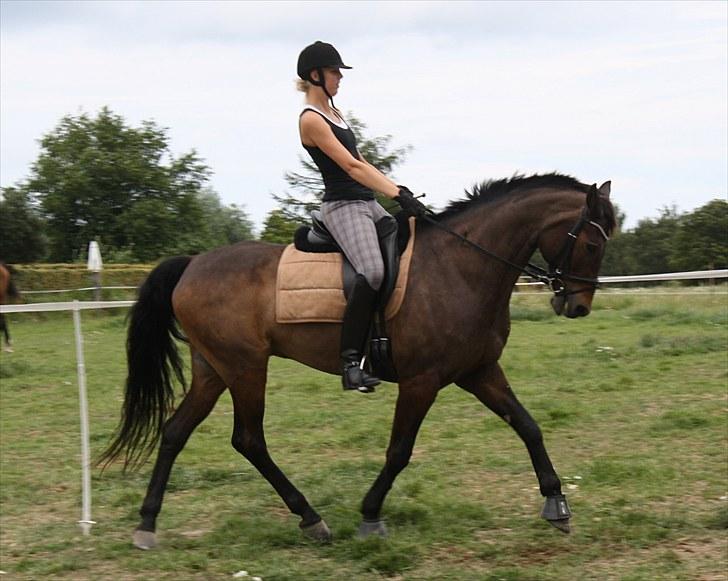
[575,305,589,317]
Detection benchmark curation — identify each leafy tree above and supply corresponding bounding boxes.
[598,202,627,275]
[599,234,631,276]
[23,107,252,262]
[600,200,727,276]
[670,199,727,270]
[198,191,255,247]
[0,186,48,262]
[606,207,681,275]
[259,209,300,244]
[271,113,412,222]
[167,189,255,254]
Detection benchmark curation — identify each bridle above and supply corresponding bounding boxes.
[420,205,610,298]
[540,206,610,297]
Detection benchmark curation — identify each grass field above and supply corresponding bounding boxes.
[1,290,726,580]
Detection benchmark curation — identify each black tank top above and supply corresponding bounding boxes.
[300,107,375,202]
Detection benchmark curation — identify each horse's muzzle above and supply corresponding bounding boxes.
[551,295,566,316]
[551,294,591,318]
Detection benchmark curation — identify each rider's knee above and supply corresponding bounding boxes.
[361,265,384,291]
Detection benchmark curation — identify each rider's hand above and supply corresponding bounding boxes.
[395,186,429,219]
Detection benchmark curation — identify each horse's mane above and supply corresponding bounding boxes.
[431,173,592,222]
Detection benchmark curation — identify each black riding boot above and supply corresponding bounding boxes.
[341,274,381,393]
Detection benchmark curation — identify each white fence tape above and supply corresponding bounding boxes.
[517,269,727,285]
[13,269,728,299]
[0,300,135,313]
[596,269,727,283]
[516,269,727,288]
[513,269,728,294]
[22,286,136,295]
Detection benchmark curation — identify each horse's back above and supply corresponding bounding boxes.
[171,241,286,360]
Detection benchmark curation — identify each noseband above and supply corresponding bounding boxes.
[421,205,609,299]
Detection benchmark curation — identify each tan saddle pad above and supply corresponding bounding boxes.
[275,217,415,324]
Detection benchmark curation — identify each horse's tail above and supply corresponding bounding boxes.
[98,255,192,471]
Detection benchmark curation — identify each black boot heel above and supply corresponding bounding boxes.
[339,274,382,393]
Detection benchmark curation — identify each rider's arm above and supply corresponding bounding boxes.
[361,157,393,181]
[300,112,400,199]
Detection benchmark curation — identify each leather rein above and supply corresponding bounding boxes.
[419,206,610,298]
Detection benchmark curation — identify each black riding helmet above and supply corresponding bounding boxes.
[297,41,352,81]
[297,41,351,108]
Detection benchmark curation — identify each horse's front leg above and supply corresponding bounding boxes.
[359,371,439,537]
[456,363,571,533]
[228,366,331,542]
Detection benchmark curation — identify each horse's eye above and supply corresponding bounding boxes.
[586,242,599,255]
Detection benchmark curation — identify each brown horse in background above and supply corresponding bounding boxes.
[100,173,615,549]
[0,262,20,352]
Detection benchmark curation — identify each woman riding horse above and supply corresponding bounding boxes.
[100,168,615,548]
[296,41,428,392]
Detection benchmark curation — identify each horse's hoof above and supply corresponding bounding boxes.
[541,494,572,534]
[132,529,157,550]
[357,519,388,538]
[2,346,13,353]
[301,519,332,542]
[547,518,571,534]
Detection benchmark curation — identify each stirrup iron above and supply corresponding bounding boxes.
[342,356,380,393]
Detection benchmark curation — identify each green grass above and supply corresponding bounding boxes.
[0,291,726,579]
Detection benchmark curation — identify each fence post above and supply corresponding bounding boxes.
[87,241,103,302]
[72,301,95,535]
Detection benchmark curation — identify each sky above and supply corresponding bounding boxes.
[1,0,726,233]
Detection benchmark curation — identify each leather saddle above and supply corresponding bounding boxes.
[293,210,410,308]
[292,210,411,382]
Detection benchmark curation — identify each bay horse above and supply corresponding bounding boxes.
[100,173,615,549]
[0,262,20,352]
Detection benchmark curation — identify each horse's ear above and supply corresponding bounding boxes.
[598,180,611,198]
[587,183,599,215]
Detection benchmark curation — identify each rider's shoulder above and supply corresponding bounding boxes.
[300,109,329,132]
[300,108,326,121]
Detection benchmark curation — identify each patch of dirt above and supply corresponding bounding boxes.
[178,528,211,538]
[671,536,728,573]
[585,535,727,580]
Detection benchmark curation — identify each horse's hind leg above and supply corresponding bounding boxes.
[0,314,12,352]
[228,365,331,542]
[456,363,571,533]
[359,371,439,537]
[133,350,226,549]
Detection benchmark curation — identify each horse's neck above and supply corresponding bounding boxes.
[421,189,582,296]
[457,188,581,252]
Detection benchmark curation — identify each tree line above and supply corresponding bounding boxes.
[1,107,725,275]
[1,108,254,263]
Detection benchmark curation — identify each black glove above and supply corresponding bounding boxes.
[395,186,429,219]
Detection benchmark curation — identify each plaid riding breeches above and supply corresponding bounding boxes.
[320,199,389,291]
